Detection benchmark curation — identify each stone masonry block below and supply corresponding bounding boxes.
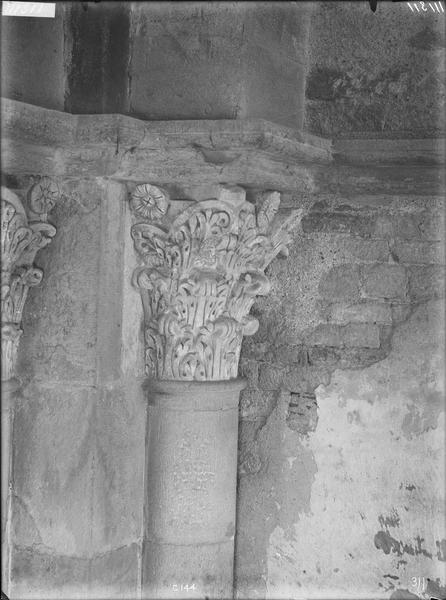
[374,214,417,239]
[361,264,407,300]
[286,392,318,435]
[239,359,259,388]
[408,266,445,302]
[302,212,374,237]
[283,365,333,391]
[10,544,139,600]
[239,389,276,419]
[319,265,360,300]
[390,303,412,323]
[329,301,392,325]
[306,323,380,349]
[342,323,381,348]
[282,369,311,392]
[413,210,444,241]
[275,344,309,366]
[374,213,444,241]
[306,324,343,347]
[341,238,390,263]
[336,346,388,369]
[258,363,286,390]
[392,241,445,265]
[18,182,101,384]
[307,345,341,367]
[240,339,269,361]
[13,381,145,555]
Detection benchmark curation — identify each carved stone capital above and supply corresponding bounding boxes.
[130,184,302,381]
[1,180,58,381]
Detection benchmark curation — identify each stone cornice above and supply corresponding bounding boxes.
[2,99,444,195]
[1,98,331,192]
[332,137,445,166]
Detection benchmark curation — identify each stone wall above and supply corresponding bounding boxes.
[235,191,445,598]
[5,159,444,600]
[7,177,146,599]
[1,2,445,599]
[305,1,446,137]
[1,1,311,129]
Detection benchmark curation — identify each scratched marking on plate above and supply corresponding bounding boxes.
[407,1,445,12]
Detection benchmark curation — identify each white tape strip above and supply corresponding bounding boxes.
[2,2,56,18]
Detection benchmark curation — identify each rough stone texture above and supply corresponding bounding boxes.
[18,180,101,385]
[305,1,445,137]
[128,2,311,128]
[360,264,408,301]
[8,180,146,599]
[327,301,392,325]
[0,4,66,111]
[306,323,381,349]
[4,99,444,200]
[408,265,446,303]
[318,265,361,301]
[235,192,445,599]
[286,392,318,435]
[1,99,331,193]
[11,543,139,600]
[392,240,445,265]
[1,2,312,129]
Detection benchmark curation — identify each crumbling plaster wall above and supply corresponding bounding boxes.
[235,193,445,599]
[234,4,446,598]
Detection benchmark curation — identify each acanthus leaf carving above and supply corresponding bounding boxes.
[130,185,302,381]
[1,182,58,381]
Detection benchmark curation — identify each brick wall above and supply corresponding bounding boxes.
[239,194,444,428]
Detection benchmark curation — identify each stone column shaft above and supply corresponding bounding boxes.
[129,184,301,599]
[142,379,245,599]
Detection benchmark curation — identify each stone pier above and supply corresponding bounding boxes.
[1,182,58,596]
[1,99,330,598]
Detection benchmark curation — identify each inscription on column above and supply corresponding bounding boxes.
[171,430,216,528]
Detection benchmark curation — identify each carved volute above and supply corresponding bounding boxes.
[1,179,58,381]
[130,184,302,381]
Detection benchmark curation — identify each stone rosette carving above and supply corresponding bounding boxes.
[130,184,302,381]
[1,179,58,381]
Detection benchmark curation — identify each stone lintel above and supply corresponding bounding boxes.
[1,98,331,193]
[3,99,445,196]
